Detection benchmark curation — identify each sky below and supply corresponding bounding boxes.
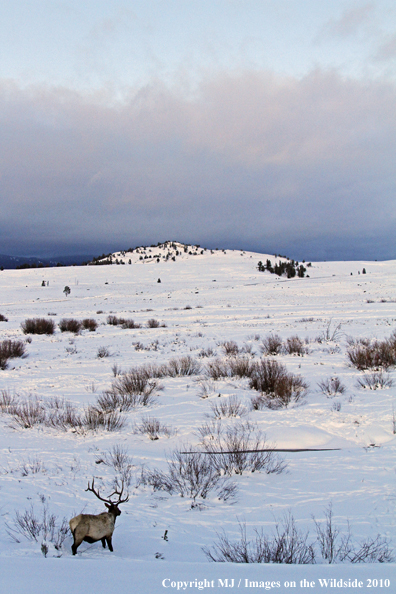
[0,1,395,260]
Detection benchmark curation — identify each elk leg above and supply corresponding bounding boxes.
[101,538,106,548]
[106,536,113,552]
[71,526,87,555]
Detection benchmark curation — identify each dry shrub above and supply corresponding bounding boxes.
[260,334,283,356]
[81,406,126,431]
[196,379,216,399]
[205,506,393,564]
[97,367,162,412]
[209,395,247,419]
[121,319,141,329]
[204,514,315,564]
[0,389,19,413]
[59,318,82,333]
[347,335,396,370]
[228,356,255,378]
[167,356,201,377]
[313,504,393,564]
[82,318,98,331]
[140,362,169,378]
[204,358,230,380]
[133,416,173,440]
[201,421,286,476]
[0,313,8,322]
[220,341,240,356]
[356,371,393,390]
[318,377,346,397]
[45,397,83,431]
[198,347,217,358]
[21,318,55,335]
[96,444,133,474]
[10,396,46,428]
[284,335,308,356]
[249,359,308,408]
[2,392,125,433]
[107,315,122,325]
[146,318,166,328]
[97,346,110,358]
[6,498,69,554]
[0,340,27,369]
[142,447,237,503]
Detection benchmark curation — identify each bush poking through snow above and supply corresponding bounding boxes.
[203,514,315,564]
[5,496,69,556]
[96,368,162,413]
[201,421,286,476]
[81,406,126,431]
[204,358,230,380]
[133,416,173,440]
[0,393,126,433]
[347,335,396,370]
[313,504,393,564]
[0,389,19,413]
[356,371,393,390]
[284,335,308,356]
[82,318,98,331]
[204,507,393,564]
[317,320,343,343]
[220,340,240,356]
[107,315,141,329]
[0,313,8,322]
[209,395,247,419]
[97,346,111,358]
[0,340,27,369]
[142,447,237,503]
[166,356,201,377]
[96,444,134,487]
[21,318,55,335]
[260,334,283,356]
[318,377,346,397]
[59,318,82,333]
[10,396,47,428]
[147,318,165,328]
[227,356,255,379]
[249,359,308,408]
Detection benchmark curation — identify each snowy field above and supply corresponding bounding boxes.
[0,243,395,593]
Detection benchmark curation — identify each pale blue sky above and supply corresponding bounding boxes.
[0,1,395,259]
[1,1,395,91]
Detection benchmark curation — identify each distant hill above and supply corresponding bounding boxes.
[0,254,94,270]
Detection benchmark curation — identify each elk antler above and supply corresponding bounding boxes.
[86,478,129,505]
[107,479,129,505]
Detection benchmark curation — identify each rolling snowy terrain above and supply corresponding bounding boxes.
[0,243,395,593]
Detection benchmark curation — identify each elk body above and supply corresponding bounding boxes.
[69,479,128,555]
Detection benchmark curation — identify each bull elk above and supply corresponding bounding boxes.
[69,479,129,555]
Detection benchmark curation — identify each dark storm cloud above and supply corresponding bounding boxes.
[0,69,395,260]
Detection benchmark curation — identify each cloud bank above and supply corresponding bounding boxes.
[0,68,395,260]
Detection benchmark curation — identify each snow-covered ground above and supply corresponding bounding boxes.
[0,244,395,592]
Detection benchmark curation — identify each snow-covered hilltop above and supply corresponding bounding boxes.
[89,240,309,273]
